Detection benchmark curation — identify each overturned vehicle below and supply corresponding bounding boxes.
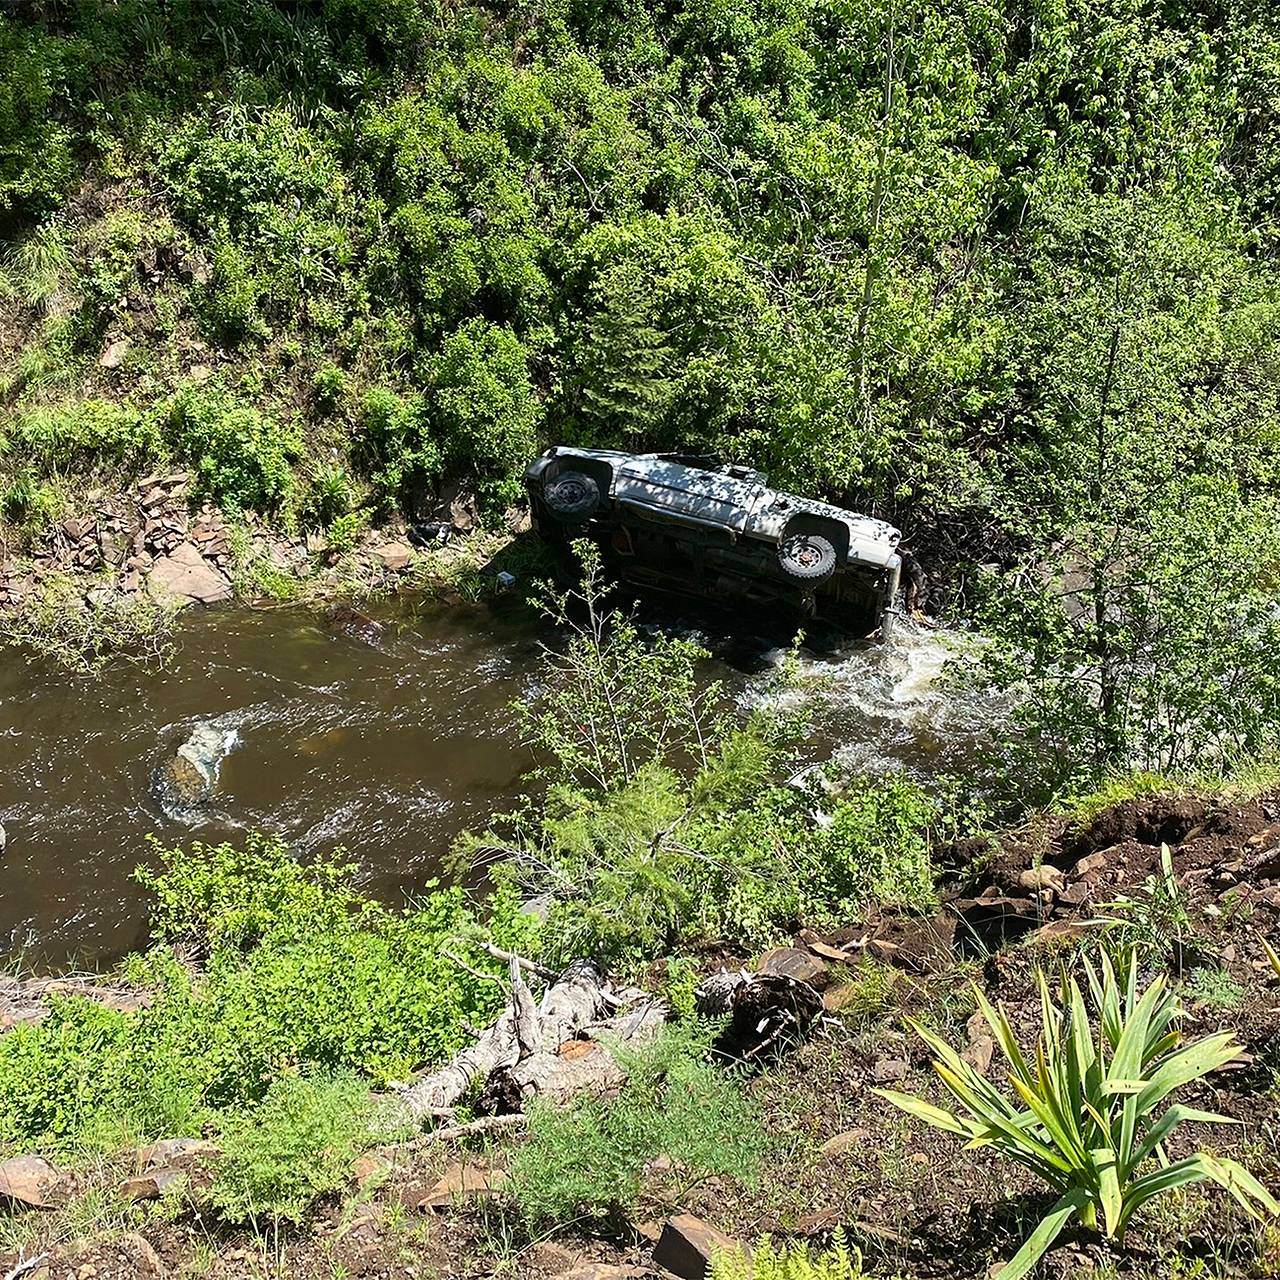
[524,447,903,636]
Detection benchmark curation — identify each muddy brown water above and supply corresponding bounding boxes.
[0,597,989,968]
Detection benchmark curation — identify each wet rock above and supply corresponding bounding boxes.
[147,543,232,607]
[327,605,384,645]
[652,1214,743,1280]
[120,1166,186,1202]
[154,723,237,815]
[0,1155,63,1208]
[756,946,827,986]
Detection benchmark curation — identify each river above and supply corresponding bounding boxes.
[0,597,988,968]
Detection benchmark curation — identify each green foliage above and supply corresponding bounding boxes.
[0,571,177,673]
[164,385,299,510]
[508,1022,765,1230]
[876,951,1280,1280]
[1094,845,1191,964]
[462,552,939,967]
[0,20,73,215]
[0,833,540,1153]
[208,1071,382,1227]
[3,400,165,475]
[711,1233,864,1280]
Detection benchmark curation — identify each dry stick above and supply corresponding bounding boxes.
[4,1254,49,1280]
[388,1113,528,1153]
[475,941,557,982]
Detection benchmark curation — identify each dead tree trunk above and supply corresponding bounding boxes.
[395,956,823,1126]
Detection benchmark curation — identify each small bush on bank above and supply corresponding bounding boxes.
[208,1070,383,1227]
[164,385,299,510]
[0,834,540,1153]
[711,1234,864,1280]
[508,1022,765,1230]
[461,549,942,969]
[0,572,178,673]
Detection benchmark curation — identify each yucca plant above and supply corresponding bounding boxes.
[875,951,1278,1279]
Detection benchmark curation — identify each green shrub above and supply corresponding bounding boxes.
[711,1234,864,1280]
[208,1070,381,1227]
[165,386,298,510]
[462,553,938,967]
[5,400,165,474]
[357,385,440,501]
[0,20,73,216]
[430,318,538,490]
[0,571,178,673]
[0,834,540,1153]
[508,1023,765,1230]
[876,951,1279,1280]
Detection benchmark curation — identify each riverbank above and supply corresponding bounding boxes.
[0,472,538,671]
[3,780,1279,1280]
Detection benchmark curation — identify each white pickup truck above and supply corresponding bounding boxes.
[524,447,903,636]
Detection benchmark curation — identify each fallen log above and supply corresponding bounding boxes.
[396,954,823,1127]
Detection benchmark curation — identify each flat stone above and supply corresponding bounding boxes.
[757,946,827,986]
[1018,865,1065,894]
[417,1162,506,1211]
[653,1214,744,1280]
[147,543,232,607]
[370,541,413,572]
[819,1128,870,1157]
[99,337,131,368]
[0,1155,63,1208]
[120,1166,186,1201]
[871,1056,909,1083]
[135,1138,218,1171]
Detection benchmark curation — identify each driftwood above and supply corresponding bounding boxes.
[396,952,824,1128]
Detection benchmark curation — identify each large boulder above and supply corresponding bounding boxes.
[153,723,238,817]
[146,543,232,607]
[0,1155,63,1208]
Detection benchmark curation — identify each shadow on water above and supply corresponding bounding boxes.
[0,590,993,969]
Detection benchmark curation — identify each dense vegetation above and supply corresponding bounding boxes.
[3,0,1280,787]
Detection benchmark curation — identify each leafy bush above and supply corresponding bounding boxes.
[0,571,177,673]
[4,400,165,474]
[462,551,938,967]
[508,1022,765,1230]
[0,20,73,216]
[208,1070,382,1227]
[164,385,298,510]
[0,834,540,1153]
[357,385,440,501]
[875,951,1280,1280]
[711,1234,864,1280]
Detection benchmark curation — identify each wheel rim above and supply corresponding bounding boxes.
[790,538,822,568]
[555,479,587,505]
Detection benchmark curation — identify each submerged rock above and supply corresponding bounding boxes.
[153,722,238,819]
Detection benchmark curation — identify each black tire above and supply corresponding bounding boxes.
[778,532,837,582]
[544,471,600,522]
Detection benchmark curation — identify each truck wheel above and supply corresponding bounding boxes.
[778,532,837,582]
[544,471,600,522]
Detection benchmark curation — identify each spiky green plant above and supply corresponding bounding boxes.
[875,952,1278,1280]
